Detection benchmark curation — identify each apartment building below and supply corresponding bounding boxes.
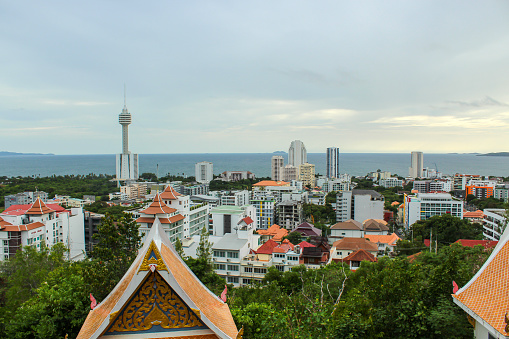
[4,191,48,209]
[379,177,403,188]
[403,193,463,229]
[483,209,507,241]
[271,156,284,181]
[298,163,316,187]
[195,161,213,183]
[0,199,85,261]
[336,190,384,223]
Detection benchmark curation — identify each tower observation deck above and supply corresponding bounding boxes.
[115,91,138,184]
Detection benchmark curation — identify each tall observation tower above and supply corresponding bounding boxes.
[115,89,139,184]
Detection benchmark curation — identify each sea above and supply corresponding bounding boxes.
[0,153,508,179]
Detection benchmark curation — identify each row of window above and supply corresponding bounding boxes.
[243,267,267,274]
[213,250,239,258]
[214,264,240,271]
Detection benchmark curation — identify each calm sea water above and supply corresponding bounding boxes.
[0,153,508,178]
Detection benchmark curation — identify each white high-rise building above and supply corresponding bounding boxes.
[408,151,423,178]
[115,94,139,183]
[271,155,284,181]
[326,147,340,178]
[195,161,213,183]
[288,140,307,168]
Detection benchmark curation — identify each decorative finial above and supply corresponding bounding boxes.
[505,312,509,333]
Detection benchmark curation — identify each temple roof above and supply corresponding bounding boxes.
[453,225,509,337]
[139,194,177,215]
[77,217,239,339]
[25,198,55,215]
[160,185,182,200]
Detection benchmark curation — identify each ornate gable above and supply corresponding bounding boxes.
[104,271,208,336]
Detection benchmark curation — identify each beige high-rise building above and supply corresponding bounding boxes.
[271,155,284,181]
[282,164,298,182]
[409,151,423,178]
[299,163,315,187]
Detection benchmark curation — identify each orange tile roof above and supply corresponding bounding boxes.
[453,240,509,336]
[77,221,238,339]
[253,180,289,187]
[136,214,184,224]
[160,185,182,200]
[0,221,45,232]
[272,228,289,242]
[257,224,281,235]
[273,239,295,253]
[139,194,177,215]
[364,233,401,246]
[463,210,484,218]
[25,198,54,215]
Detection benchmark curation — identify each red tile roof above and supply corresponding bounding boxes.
[340,249,377,263]
[2,203,66,216]
[139,194,177,215]
[256,239,278,254]
[463,210,484,219]
[238,216,254,225]
[297,241,315,248]
[454,239,498,249]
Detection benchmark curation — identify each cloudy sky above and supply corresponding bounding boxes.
[1,1,509,154]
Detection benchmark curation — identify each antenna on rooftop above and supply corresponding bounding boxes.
[124,83,127,107]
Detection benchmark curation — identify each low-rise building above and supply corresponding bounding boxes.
[336,249,377,271]
[329,220,363,243]
[210,205,257,236]
[483,208,507,241]
[218,171,255,182]
[329,237,378,261]
[257,224,288,243]
[379,177,403,188]
[0,199,85,261]
[364,233,400,255]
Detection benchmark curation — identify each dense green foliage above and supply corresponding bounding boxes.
[0,174,117,208]
[230,244,488,338]
[84,201,130,218]
[209,178,261,191]
[467,196,508,210]
[411,214,483,245]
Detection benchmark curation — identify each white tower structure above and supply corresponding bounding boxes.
[115,90,139,183]
[195,161,213,183]
[327,147,340,178]
[288,140,307,168]
[409,151,423,178]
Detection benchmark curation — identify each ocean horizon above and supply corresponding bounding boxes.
[1,152,508,179]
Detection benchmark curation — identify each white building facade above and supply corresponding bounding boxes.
[195,161,213,184]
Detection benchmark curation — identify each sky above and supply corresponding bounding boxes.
[1,1,509,155]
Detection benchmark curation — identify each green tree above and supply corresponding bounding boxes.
[174,237,185,258]
[411,214,483,245]
[284,232,302,245]
[4,263,89,339]
[196,226,212,262]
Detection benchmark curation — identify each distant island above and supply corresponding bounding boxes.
[478,152,509,157]
[0,151,54,156]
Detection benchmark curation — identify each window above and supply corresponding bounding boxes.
[227,264,239,271]
[242,278,252,285]
[4,248,8,253]
[275,265,285,272]
[227,276,239,283]
[244,267,253,273]
[254,268,267,274]
[227,251,239,258]
[213,251,226,257]
[3,240,7,246]
[4,255,8,260]
[214,264,225,270]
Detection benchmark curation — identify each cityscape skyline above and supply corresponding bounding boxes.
[1,2,509,155]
